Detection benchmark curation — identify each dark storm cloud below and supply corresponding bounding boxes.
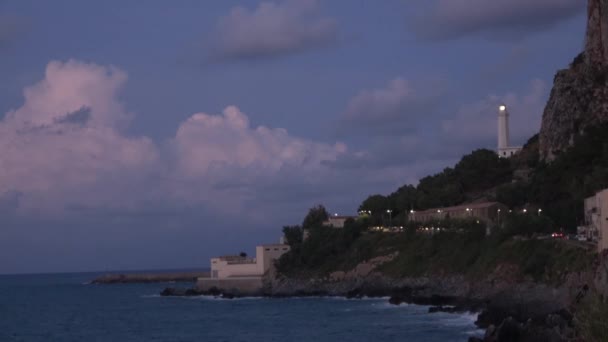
[413,0,585,41]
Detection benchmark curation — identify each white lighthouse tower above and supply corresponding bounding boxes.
[497,105,521,158]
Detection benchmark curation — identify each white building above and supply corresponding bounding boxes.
[497,105,522,158]
[583,189,608,252]
[323,214,358,228]
[197,243,290,293]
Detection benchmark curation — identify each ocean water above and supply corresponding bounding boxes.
[0,272,484,342]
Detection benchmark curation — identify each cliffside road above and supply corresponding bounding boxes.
[91,271,209,284]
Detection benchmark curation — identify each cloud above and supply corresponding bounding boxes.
[209,0,338,62]
[441,79,548,147]
[166,105,348,215]
[338,77,443,135]
[413,0,585,41]
[0,59,351,220]
[0,60,160,214]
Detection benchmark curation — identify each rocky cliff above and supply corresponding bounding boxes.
[539,0,608,161]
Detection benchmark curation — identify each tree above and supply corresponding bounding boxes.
[302,205,329,229]
[282,225,303,247]
[454,149,512,193]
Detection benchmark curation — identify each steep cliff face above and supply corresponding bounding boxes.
[539,0,608,161]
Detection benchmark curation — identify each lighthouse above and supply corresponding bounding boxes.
[497,105,521,158]
[498,105,509,150]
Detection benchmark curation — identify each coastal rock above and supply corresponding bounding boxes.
[539,0,608,161]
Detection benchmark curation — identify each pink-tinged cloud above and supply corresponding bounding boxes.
[167,106,348,215]
[5,60,132,129]
[0,60,159,214]
[0,60,351,218]
[210,0,337,61]
[414,0,585,41]
[173,106,346,177]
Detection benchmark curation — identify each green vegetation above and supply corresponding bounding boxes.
[358,149,512,226]
[277,207,594,282]
[278,209,370,276]
[277,124,607,284]
[575,295,608,342]
[302,205,329,229]
[496,123,608,230]
[357,124,608,232]
[278,225,594,283]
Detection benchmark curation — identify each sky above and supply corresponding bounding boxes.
[0,0,588,274]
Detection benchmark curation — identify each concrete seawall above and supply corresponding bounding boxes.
[92,271,210,284]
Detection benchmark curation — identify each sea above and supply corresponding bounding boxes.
[0,272,484,342]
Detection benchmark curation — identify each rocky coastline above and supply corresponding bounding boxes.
[160,251,605,342]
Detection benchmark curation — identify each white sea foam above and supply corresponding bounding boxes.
[190,295,266,301]
[140,294,161,298]
[437,312,480,327]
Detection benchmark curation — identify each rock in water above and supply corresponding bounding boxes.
[539,0,608,161]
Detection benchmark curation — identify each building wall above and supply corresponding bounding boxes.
[412,203,507,225]
[210,244,290,280]
[498,147,522,158]
[257,244,290,275]
[323,216,357,228]
[211,258,259,279]
[498,108,509,149]
[598,189,608,252]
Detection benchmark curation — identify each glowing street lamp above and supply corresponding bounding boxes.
[538,208,542,216]
[386,209,393,228]
[523,209,527,213]
[499,105,506,111]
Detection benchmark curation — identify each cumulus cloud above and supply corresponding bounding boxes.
[413,0,585,41]
[209,0,338,61]
[0,60,159,214]
[442,79,548,147]
[338,77,443,135]
[166,105,348,215]
[0,59,350,218]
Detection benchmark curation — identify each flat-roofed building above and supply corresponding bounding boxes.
[323,214,358,228]
[583,189,608,252]
[410,201,508,225]
[197,243,290,294]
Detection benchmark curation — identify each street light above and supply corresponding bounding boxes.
[387,209,393,228]
[538,208,542,216]
[523,209,527,213]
